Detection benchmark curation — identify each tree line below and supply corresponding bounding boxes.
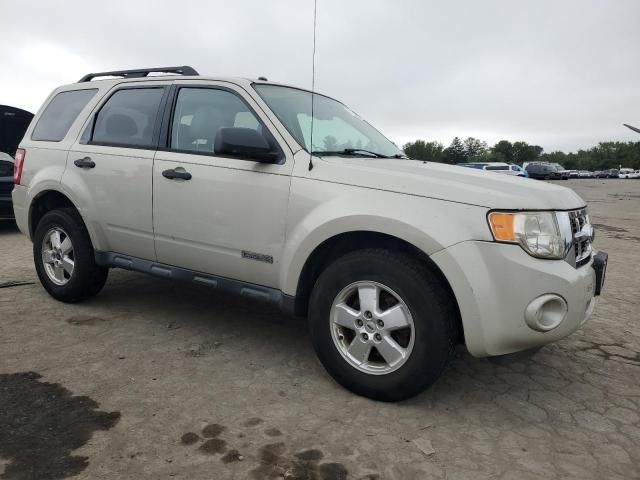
[402,137,640,170]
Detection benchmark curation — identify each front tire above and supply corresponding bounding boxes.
[308,249,456,401]
[33,209,108,302]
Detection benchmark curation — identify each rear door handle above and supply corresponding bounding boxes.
[162,168,192,181]
[74,157,96,169]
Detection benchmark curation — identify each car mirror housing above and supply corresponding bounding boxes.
[214,127,280,163]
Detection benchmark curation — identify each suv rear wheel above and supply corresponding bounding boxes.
[308,249,456,401]
[33,209,108,302]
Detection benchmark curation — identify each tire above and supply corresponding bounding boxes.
[33,208,108,302]
[308,249,456,401]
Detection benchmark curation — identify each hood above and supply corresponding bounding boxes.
[0,105,34,157]
[315,157,585,210]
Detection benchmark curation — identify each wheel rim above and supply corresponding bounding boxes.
[330,281,415,375]
[41,227,75,286]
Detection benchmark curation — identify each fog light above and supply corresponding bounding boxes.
[524,294,568,332]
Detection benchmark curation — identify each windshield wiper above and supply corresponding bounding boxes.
[312,148,390,158]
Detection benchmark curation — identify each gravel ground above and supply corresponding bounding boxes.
[1,179,639,480]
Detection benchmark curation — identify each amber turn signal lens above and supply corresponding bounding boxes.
[488,212,516,242]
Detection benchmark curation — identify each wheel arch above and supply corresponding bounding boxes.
[29,190,84,239]
[290,230,463,343]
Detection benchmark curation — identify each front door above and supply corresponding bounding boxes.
[152,84,293,288]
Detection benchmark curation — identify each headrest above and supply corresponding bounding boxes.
[105,114,138,138]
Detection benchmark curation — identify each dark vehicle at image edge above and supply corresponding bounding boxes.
[0,105,34,220]
[526,163,565,180]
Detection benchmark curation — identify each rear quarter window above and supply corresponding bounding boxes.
[31,89,98,142]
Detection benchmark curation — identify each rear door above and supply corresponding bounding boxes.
[152,82,293,288]
[65,84,170,259]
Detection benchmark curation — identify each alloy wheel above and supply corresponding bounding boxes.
[41,227,75,285]
[330,281,415,375]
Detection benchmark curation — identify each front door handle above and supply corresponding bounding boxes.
[162,168,192,181]
[74,157,96,169]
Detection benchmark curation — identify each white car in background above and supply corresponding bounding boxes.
[482,162,527,177]
[619,168,635,179]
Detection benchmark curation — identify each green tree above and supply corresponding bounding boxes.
[400,137,640,170]
[444,137,467,164]
[492,140,514,163]
[403,140,445,162]
[512,141,543,164]
[463,137,488,160]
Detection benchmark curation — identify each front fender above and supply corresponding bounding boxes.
[279,177,491,295]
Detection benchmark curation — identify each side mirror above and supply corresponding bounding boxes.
[214,127,280,163]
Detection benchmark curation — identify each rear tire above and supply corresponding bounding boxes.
[308,249,456,401]
[33,209,108,302]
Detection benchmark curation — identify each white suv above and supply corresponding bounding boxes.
[12,66,608,401]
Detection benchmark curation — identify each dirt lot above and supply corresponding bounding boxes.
[1,179,639,480]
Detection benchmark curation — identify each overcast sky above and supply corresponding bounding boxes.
[1,0,639,152]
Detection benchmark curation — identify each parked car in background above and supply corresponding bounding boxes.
[11,65,608,401]
[618,168,635,179]
[633,170,640,179]
[1,105,34,221]
[568,170,580,178]
[457,162,527,177]
[549,163,570,180]
[456,162,486,170]
[526,162,564,180]
[599,169,619,178]
[0,152,16,220]
[578,170,593,178]
[508,164,528,177]
[483,162,528,177]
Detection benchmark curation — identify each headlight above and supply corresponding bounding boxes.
[488,211,573,259]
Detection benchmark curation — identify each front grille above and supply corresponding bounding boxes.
[0,182,13,195]
[568,208,592,267]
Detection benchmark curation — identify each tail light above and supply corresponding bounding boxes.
[14,148,25,185]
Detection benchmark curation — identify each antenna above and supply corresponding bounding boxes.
[308,0,318,171]
[624,123,640,134]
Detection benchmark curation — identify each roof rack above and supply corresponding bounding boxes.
[78,66,199,83]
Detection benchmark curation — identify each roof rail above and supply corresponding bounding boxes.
[78,66,199,83]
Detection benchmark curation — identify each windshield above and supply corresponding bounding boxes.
[254,84,404,158]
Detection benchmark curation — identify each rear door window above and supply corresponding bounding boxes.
[31,89,97,142]
[92,88,165,148]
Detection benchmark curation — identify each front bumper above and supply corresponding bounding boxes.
[431,241,601,357]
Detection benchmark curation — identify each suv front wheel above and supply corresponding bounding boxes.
[33,209,108,302]
[308,249,456,401]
